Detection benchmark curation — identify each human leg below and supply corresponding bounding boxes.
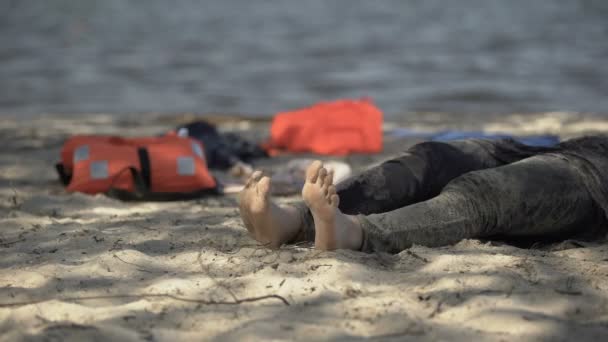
[335,138,555,215]
[358,153,605,253]
[239,139,556,248]
[238,171,303,248]
[294,138,556,243]
[301,161,363,250]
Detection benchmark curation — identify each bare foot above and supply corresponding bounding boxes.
[302,161,363,251]
[238,171,303,248]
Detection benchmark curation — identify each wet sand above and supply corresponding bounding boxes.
[1,112,608,341]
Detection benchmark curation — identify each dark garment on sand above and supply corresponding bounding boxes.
[175,120,268,169]
[295,136,608,253]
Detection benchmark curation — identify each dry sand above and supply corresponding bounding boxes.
[1,112,608,341]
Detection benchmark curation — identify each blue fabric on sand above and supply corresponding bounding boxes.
[389,128,559,147]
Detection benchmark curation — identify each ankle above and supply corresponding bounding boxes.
[281,203,312,243]
[345,215,364,250]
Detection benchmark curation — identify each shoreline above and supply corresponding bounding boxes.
[4,110,608,135]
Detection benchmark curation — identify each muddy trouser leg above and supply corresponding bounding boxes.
[293,139,557,242]
[359,153,605,253]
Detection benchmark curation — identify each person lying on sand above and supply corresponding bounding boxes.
[239,136,608,253]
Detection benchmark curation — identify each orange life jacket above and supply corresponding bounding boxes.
[264,98,383,156]
[56,135,218,200]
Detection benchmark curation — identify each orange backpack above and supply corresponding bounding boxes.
[265,98,383,156]
[56,135,218,200]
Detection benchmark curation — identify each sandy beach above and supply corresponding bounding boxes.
[1,112,608,341]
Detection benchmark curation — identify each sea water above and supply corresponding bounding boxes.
[1,0,607,118]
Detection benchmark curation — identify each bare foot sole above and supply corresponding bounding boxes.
[302,161,363,251]
[238,171,302,248]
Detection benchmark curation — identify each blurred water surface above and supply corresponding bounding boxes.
[1,0,607,118]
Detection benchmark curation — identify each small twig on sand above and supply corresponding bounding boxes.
[286,241,314,249]
[112,254,160,274]
[427,300,443,318]
[554,289,583,296]
[0,238,26,247]
[10,187,20,208]
[309,264,333,271]
[223,243,271,255]
[197,248,239,302]
[0,293,290,308]
[195,233,290,306]
[406,250,429,263]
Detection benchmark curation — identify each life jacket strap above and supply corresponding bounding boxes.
[137,147,151,189]
[55,163,71,185]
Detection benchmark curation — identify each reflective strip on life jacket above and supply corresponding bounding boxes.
[59,135,180,176]
[144,139,216,193]
[60,136,217,198]
[66,143,140,194]
[60,135,130,175]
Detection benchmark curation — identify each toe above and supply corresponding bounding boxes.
[316,167,328,186]
[305,160,324,183]
[252,170,264,182]
[324,169,334,187]
[327,185,337,198]
[330,194,340,207]
[257,176,272,196]
[246,171,264,188]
